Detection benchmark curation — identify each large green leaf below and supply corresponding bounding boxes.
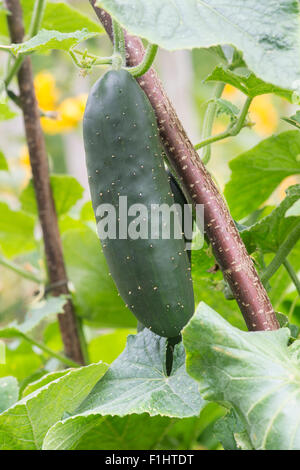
[0,377,19,413]
[77,329,204,418]
[43,414,174,450]
[20,175,84,217]
[96,0,300,90]
[183,302,300,450]
[0,362,108,450]
[241,185,300,253]
[62,227,136,327]
[12,29,96,55]
[225,131,300,220]
[0,202,36,258]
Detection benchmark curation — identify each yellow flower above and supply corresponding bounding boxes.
[40,94,88,135]
[34,71,59,111]
[223,84,240,100]
[34,71,87,135]
[249,95,278,136]
[278,176,299,200]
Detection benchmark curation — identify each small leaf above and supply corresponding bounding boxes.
[282,111,300,130]
[241,184,300,253]
[12,29,96,55]
[0,102,17,121]
[206,66,293,101]
[215,98,240,120]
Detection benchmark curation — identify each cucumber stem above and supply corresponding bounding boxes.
[112,19,126,68]
[128,44,158,78]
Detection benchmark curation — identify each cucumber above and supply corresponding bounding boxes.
[83,69,194,338]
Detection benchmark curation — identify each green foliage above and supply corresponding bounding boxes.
[225,131,300,219]
[0,296,67,341]
[0,202,36,258]
[12,29,97,55]
[96,0,300,90]
[21,175,84,216]
[77,329,204,418]
[241,185,300,253]
[1,0,300,452]
[62,227,136,327]
[206,66,293,101]
[0,363,108,450]
[0,0,103,40]
[183,303,300,450]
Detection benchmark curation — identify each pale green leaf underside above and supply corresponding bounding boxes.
[97,0,300,90]
[225,131,300,220]
[0,363,108,450]
[183,302,300,450]
[0,377,19,413]
[77,329,204,418]
[43,413,174,450]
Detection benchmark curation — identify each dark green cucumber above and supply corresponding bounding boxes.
[83,69,194,338]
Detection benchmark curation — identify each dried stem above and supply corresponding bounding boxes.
[5,0,85,364]
[89,1,279,331]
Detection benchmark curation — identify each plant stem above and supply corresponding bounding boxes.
[27,336,80,368]
[128,44,158,78]
[90,1,279,332]
[288,295,299,322]
[5,0,85,364]
[0,44,14,54]
[0,255,42,283]
[261,222,300,285]
[195,96,252,151]
[283,259,300,296]
[28,0,46,37]
[112,18,125,68]
[200,82,225,164]
[5,0,46,87]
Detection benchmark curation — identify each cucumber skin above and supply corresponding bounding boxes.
[83,70,194,338]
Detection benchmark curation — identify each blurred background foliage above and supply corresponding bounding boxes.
[0,0,299,450]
